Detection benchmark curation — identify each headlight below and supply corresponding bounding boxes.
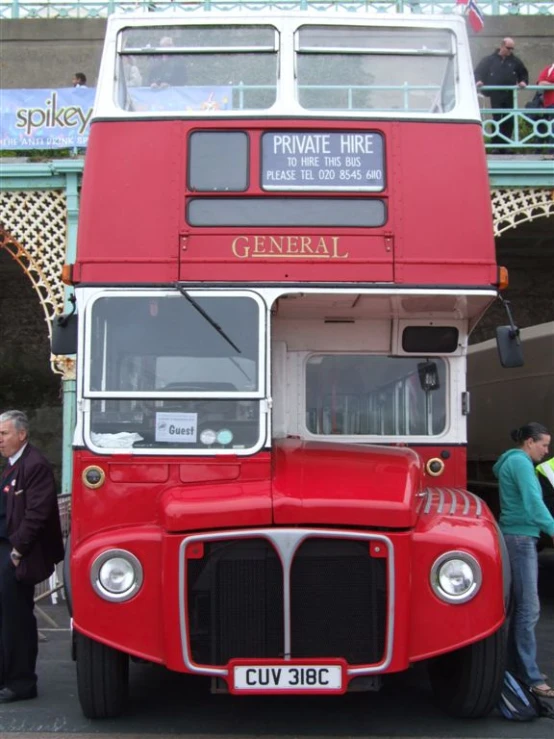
[91,549,143,602]
[430,551,482,604]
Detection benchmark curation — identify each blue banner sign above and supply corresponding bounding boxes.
[0,86,232,149]
[128,86,231,113]
[0,88,95,149]
[261,131,385,191]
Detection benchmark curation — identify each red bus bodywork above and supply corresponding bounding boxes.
[71,444,505,670]
[66,11,508,721]
[75,119,496,287]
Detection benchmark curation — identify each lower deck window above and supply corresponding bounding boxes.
[306,355,446,436]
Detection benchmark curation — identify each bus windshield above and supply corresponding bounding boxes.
[86,293,261,394]
[84,292,264,453]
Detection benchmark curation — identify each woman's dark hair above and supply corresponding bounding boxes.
[510,422,550,444]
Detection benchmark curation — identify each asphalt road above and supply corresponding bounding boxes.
[1,552,553,739]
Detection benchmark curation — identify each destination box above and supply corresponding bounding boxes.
[261,131,385,191]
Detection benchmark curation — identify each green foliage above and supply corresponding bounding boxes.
[0,148,76,160]
[515,111,547,154]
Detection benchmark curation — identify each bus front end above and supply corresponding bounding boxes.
[62,9,509,720]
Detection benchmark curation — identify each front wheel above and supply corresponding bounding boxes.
[76,632,129,718]
[428,624,506,718]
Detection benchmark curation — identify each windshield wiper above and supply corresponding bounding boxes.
[229,356,253,384]
[175,285,242,354]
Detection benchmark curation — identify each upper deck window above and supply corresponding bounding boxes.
[296,26,456,114]
[117,25,278,112]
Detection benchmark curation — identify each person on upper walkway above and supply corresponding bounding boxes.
[536,62,554,152]
[474,38,529,152]
[72,72,88,88]
[537,62,554,108]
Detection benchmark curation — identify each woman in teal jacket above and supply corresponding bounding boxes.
[493,422,554,698]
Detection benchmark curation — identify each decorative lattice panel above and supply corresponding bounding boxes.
[491,188,554,237]
[0,189,68,375]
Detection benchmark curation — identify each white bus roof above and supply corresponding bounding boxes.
[94,10,479,121]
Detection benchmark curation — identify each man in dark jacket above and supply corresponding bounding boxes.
[0,410,64,703]
[474,38,529,151]
[147,35,187,89]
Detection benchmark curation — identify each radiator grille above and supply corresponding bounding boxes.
[187,539,283,665]
[186,535,387,667]
[290,538,387,665]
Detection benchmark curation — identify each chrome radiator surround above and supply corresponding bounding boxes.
[178,528,394,679]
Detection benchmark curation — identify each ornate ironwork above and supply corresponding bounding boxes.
[491,187,554,235]
[0,189,73,377]
[1,0,553,20]
[0,171,551,384]
[480,86,554,152]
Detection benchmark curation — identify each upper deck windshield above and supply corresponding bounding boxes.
[114,21,457,115]
[297,26,456,113]
[118,25,278,112]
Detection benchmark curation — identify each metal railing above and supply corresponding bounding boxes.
[1,0,554,20]
[34,493,70,607]
[480,85,554,152]
[1,85,551,154]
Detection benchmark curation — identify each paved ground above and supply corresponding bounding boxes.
[1,552,553,738]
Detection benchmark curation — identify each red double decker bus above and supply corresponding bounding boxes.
[58,6,517,720]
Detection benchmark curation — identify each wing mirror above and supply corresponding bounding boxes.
[496,298,524,368]
[51,295,78,355]
[417,360,440,392]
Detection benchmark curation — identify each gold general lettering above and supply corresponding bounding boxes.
[230,235,348,260]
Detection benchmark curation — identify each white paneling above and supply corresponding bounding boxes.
[272,318,391,352]
[271,340,288,438]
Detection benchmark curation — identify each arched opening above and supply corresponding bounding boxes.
[471,192,554,343]
[466,211,554,487]
[0,246,63,480]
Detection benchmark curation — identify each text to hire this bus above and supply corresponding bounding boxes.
[55,5,519,721]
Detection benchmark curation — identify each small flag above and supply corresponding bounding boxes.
[456,0,485,33]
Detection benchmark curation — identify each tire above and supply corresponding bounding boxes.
[428,624,506,718]
[76,632,129,718]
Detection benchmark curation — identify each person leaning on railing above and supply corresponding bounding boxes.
[147,36,186,89]
[537,62,554,152]
[474,37,529,153]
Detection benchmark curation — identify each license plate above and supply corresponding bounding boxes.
[232,663,343,693]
